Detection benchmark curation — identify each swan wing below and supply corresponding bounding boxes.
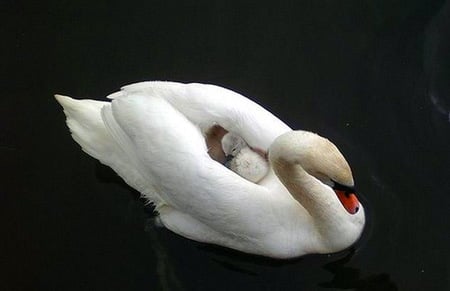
[105,93,279,240]
[55,95,164,203]
[108,81,291,150]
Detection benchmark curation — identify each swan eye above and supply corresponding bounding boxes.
[331,180,355,193]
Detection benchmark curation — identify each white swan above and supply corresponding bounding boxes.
[221,132,269,183]
[55,81,365,259]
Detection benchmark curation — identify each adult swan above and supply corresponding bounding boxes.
[55,81,365,259]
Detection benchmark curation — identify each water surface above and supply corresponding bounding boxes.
[2,1,449,290]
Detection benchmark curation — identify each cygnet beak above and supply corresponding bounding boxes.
[224,155,233,167]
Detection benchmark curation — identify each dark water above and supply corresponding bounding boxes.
[2,1,449,290]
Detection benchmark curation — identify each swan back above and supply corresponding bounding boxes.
[110,82,292,150]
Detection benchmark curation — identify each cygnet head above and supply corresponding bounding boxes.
[221,132,248,157]
[221,132,269,183]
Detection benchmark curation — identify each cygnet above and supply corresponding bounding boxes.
[221,132,269,183]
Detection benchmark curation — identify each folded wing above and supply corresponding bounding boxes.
[106,93,277,238]
[108,81,291,150]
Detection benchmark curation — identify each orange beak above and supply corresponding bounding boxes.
[335,190,360,214]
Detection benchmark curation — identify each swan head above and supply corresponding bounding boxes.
[269,130,360,215]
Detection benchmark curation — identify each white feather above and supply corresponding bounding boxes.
[55,82,365,258]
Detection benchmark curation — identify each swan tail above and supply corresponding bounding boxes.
[55,94,165,206]
[55,94,112,159]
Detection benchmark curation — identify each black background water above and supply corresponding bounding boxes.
[2,1,449,290]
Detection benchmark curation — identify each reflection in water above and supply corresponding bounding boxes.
[198,243,303,273]
[425,0,450,122]
[319,249,397,290]
[95,162,184,291]
[430,95,450,122]
[198,242,398,290]
[144,218,185,291]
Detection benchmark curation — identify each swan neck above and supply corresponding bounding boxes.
[272,160,338,221]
